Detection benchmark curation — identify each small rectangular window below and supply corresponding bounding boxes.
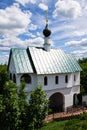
[65,75,68,83]
[44,76,48,85]
[55,76,59,84]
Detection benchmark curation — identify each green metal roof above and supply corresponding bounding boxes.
[10,47,82,74]
[28,47,82,74]
[12,48,34,74]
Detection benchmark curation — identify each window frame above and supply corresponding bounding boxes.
[65,75,68,83]
[55,76,59,84]
[44,76,48,86]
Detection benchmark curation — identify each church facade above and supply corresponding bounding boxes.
[8,46,81,112]
[8,15,82,112]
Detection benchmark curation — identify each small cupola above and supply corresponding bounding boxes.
[43,10,51,51]
[43,24,51,37]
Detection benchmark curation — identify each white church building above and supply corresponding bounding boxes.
[8,15,82,112]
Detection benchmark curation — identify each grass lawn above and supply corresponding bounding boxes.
[39,113,87,130]
[39,120,68,130]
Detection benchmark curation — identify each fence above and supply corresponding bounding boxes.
[45,105,87,123]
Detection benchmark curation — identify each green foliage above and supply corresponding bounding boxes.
[0,65,9,94]
[0,81,19,130]
[18,82,30,130]
[18,82,27,110]
[39,120,68,130]
[64,119,80,130]
[64,113,87,130]
[79,112,87,120]
[29,85,49,129]
[39,113,87,130]
[78,58,87,94]
[0,65,50,129]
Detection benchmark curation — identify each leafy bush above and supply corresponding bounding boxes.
[0,81,19,130]
[28,85,49,130]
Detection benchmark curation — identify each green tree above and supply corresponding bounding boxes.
[29,85,49,130]
[0,65,9,94]
[78,58,87,94]
[0,65,49,129]
[18,82,30,130]
[0,81,19,130]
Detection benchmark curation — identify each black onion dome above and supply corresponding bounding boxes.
[43,24,51,37]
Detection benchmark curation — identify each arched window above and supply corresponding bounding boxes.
[13,74,16,83]
[55,76,59,84]
[10,73,12,80]
[44,76,48,86]
[21,74,31,84]
[65,75,68,83]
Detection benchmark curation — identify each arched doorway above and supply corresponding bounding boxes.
[73,93,82,106]
[49,92,64,113]
[77,94,82,105]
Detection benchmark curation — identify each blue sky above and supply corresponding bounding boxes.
[0,0,87,64]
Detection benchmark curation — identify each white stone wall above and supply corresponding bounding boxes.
[46,85,80,110]
[37,72,80,91]
[37,72,80,110]
[64,86,80,109]
[16,73,38,92]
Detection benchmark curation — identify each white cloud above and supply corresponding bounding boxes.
[0,47,10,51]
[51,13,87,42]
[0,36,25,49]
[25,32,36,38]
[0,3,49,55]
[39,3,48,11]
[73,30,87,36]
[0,4,32,37]
[15,0,36,6]
[0,36,44,51]
[51,24,75,34]
[1,0,87,64]
[25,37,44,46]
[31,13,45,29]
[71,49,87,59]
[41,0,48,3]
[29,23,37,30]
[25,37,54,47]
[65,38,87,47]
[0,54,9,64]
[37,32,41,37]
[53,0,82,19]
